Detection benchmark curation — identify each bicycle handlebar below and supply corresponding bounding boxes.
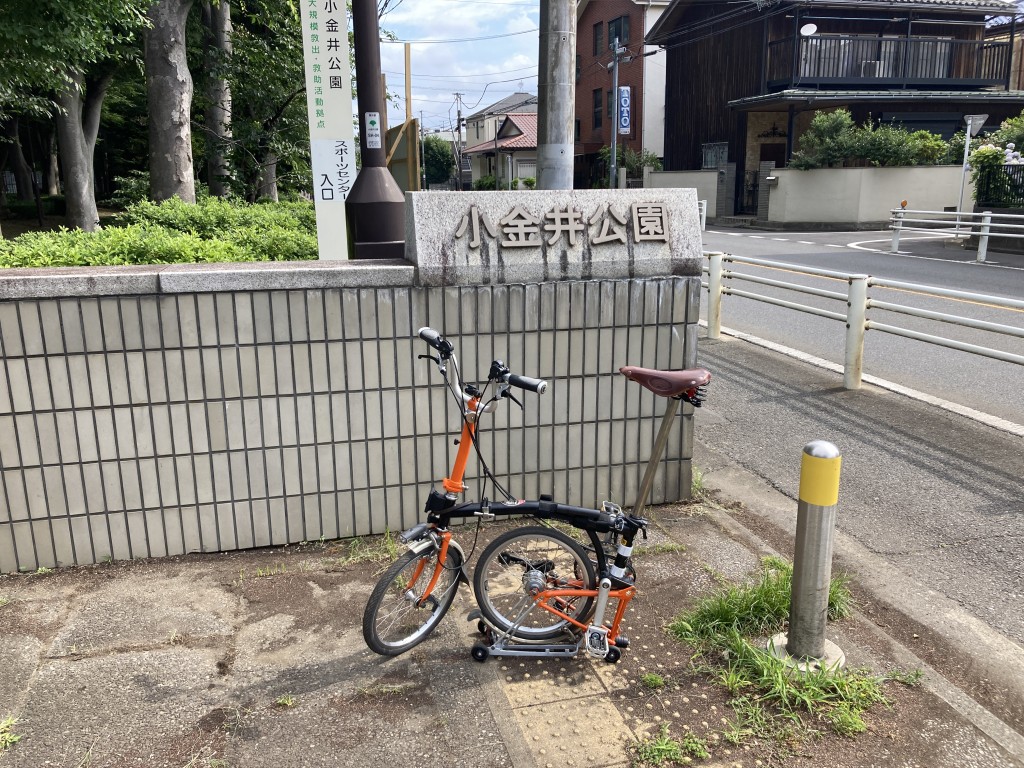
[506,373,547,394]
[418,326,453,357]
[419,327,547,394]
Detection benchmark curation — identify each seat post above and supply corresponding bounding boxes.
[632,396,681,516]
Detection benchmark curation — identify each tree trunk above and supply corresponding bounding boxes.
[54,70,112,232]
[146,0,197,203]
[258,151,278,201]
[45,127,61,196]
[202,0,233,197]
[2,118,35,201]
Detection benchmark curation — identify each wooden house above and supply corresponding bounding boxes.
[646,0,1024,213]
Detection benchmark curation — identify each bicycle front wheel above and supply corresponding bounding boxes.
[473,526,597,641]
[362,546,463,656]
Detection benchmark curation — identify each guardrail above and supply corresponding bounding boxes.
[889,208,1024,262]
[703,252,1024,389]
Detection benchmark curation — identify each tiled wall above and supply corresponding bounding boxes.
[0,277,700,572]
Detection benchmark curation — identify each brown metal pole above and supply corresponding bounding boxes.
[346,0,405,259]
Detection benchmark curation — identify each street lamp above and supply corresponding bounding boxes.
[957,113,988,237]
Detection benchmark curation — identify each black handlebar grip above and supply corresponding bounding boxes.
[418,327,454,356]
[507,373,548,394]
[418,327,443,349]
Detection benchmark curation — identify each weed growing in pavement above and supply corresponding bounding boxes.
[274,694,297,708]
[631,724,685,765]
[0,596,9,608]
[255,563,286,578]
[667,556,919,743]
[634,541,687,557]
[690,468,708,499]
[0,716,21,751]
[631,724,711,766]
[332,530,399,567]
[640,673,666,690]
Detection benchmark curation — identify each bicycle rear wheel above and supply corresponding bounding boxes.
[362,546,463,656]
[473,526,597,641]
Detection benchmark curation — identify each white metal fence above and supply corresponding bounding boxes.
[703,252,1024,389]
[889,208,1024,262]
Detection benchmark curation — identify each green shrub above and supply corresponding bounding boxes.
[791,109,951,169]
[106,171,151,209]
[122,196,313,238]
[473,175,497,191]
[0,225,252,268]
[521,176,537,190]
[0,197,319,267]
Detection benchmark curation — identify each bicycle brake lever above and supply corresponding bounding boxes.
[418,353,441,365]
[502,388,524,410]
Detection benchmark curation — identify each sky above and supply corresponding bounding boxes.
[376,0,541,136]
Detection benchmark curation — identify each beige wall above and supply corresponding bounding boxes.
[767,165,975,224]
[0,267,701,573]
[645,170,719,218]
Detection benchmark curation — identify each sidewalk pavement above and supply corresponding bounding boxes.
[2,436,1022,768]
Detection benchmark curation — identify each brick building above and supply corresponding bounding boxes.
[574,0,670,188]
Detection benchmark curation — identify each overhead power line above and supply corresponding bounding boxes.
[383,28,538,44]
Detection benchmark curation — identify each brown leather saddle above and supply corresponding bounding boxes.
[620,365,712,404]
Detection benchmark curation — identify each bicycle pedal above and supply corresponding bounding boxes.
[586,625,610,658]
[614,635,630,649]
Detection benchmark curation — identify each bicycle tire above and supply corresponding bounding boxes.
[362,545,463,656]
[473,526,597,641]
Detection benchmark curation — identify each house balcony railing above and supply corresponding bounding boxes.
[767,35,1010,90]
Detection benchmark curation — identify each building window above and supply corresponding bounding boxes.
[576,54,581,82]
[702,142,729,169]
[575,119,581,141]
[593,22,603,56]
[608,15,630,47]
[592,88,602,129]
[607,90,613,120]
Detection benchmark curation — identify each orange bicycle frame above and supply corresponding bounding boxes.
[530,585,637,637]
[406,529,453,607]
[441,397,479,494]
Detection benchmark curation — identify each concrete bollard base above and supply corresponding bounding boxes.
[768,632,846,672]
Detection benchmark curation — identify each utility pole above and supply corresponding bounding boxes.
[537,0,575,189]
[608,38,631,189]
[347,0,405,258]
[454,92,464,189]
[420,110,427,190]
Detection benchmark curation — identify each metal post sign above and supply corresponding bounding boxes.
[300,0,356,260]
[617,86,631,136]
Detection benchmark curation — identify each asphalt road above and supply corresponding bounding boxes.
[692,328,1024,648]
[699,227,1024,426]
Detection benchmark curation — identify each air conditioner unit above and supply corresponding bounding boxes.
[860,60,890,78]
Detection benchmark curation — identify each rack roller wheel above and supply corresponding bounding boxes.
[471,643,490,663]
[604,646,621,664]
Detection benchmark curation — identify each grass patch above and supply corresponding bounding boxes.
[331,530,400,567]
[631,724,710,766]
[634,541,687,557]
[668,556,911,742]
[670,556,850,644]
[640,673,666,690]
[274,694,297,708]
[0,597,9,608]
[0,716,21,751]
[690,468,708,499]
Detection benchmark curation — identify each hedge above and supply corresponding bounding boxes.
[0,197,319,268]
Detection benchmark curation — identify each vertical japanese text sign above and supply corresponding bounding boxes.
[300,0,356,260]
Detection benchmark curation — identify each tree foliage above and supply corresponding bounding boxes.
[791,109,958,170]
[423,135,454,185]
